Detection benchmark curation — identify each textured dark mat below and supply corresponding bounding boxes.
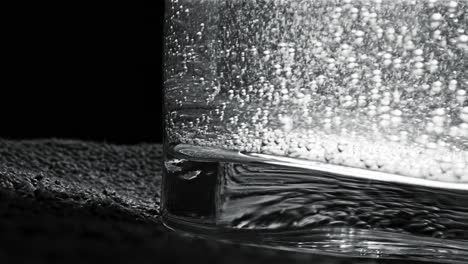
[0,140,435,264]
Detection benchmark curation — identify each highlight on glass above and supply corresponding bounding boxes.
[161,1,468,263]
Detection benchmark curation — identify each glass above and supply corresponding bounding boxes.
[161,0,468,263]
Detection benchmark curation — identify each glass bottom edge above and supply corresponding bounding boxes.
[162,212,468,264]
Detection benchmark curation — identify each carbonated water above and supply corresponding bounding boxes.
[162,0,468,262]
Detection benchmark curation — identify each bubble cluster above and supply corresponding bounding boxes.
[164,0,468,182]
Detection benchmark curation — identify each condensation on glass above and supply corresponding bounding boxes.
[162,1,468,263]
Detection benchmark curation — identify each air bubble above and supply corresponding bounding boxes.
[431,13,443,21]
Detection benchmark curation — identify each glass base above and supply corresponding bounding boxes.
[162,214,468,263]
[162,144,468,263]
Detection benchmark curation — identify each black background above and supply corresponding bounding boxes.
[0,1,165,145]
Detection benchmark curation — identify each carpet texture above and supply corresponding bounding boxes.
[0,139,435,264]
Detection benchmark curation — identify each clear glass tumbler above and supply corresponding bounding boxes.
[161,0,468,263]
